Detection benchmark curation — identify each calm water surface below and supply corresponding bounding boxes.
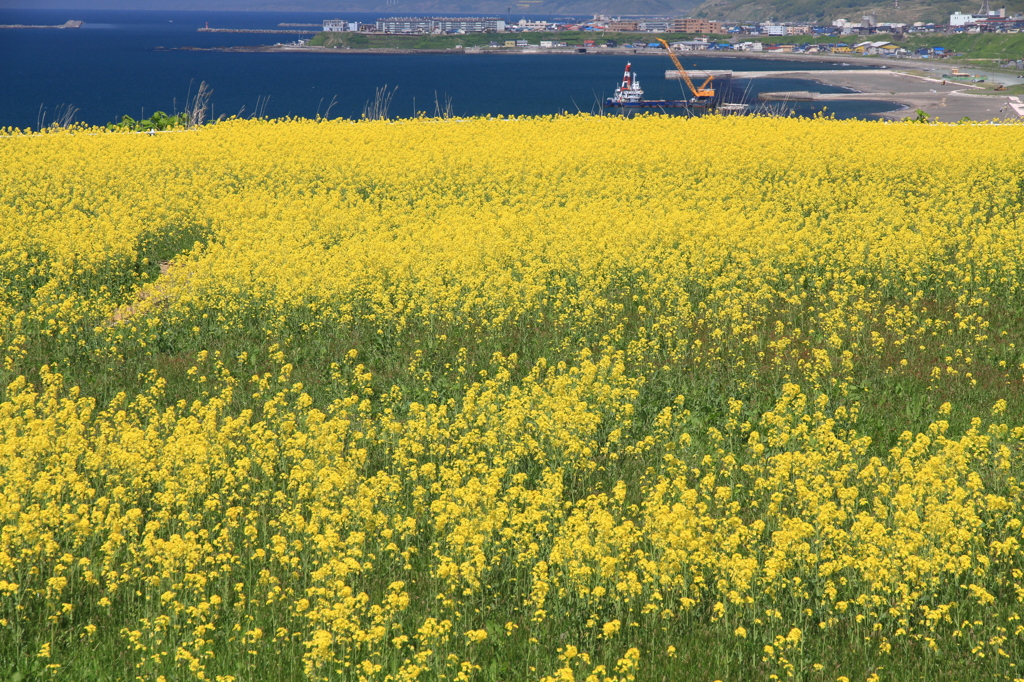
[0,9,903,128]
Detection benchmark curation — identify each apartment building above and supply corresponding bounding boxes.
[670,18,725,33]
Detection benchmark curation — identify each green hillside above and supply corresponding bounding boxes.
[15,0,1024,26]
[311,0,702,14]
[692,0,1024,23]
[21,0,703,15]
[722,30,1024,60]
[907,30,1024,57]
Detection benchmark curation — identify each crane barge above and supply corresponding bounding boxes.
[604,62,699,109]
[605,39,724,111]
[655,37,715,99]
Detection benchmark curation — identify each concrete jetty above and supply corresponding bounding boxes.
[664,69,733,80]
[0,20,83,29]
[198,27,317,35]
[758,91,818,101]
[666,68,881,80]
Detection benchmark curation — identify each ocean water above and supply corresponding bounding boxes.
[0,9,902,128]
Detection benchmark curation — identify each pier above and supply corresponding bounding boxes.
[198,27,317,35]
[0,20,83,29]
[664,69,733,80]
[758,91,818,101]
[666,68,881,80]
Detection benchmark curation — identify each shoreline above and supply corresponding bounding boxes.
[167,44,1024,121]
[673,51,1024,120]
[765,67,1021,121]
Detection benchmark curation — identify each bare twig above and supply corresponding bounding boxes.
[324,94,338,120]
[53,103,79,128]
[433,91,455,119]
[362,85,396,121]
[252,94,270,119]
[185,81,212,128]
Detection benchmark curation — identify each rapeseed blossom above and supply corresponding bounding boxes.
[1,115,1023,680]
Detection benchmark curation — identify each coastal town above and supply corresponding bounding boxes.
[293,5,1024,68]
[248,3,1024,122]
[324,5,1024,41]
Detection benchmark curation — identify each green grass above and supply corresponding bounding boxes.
[902,32,1024,60]
[722,31,1024,62]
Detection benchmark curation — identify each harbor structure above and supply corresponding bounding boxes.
[0,19,83,29]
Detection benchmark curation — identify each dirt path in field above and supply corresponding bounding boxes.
[109,261,183,325]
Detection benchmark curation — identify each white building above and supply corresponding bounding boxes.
[376,17,432,33]
[950,7,1005,26]
[434,17,506,32]
[323,19,359,32]
[761,24,787,36]
[376,17,505,33]
[670,38,709,51]
[639,20,671,32]
[517,19,555,31]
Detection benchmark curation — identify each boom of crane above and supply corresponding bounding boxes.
[655,38,715,99]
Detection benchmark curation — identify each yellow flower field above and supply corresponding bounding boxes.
[1,115,1024,681]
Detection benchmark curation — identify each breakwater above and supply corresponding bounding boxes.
[0,19,82,29]
[665,68,881,80]
[198,27,316,35]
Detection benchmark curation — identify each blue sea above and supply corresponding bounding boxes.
[0,9,902,128]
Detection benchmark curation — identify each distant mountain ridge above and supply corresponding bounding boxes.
[6,0,1021,21]
[2,0,703,16]
[691,0,1024,24]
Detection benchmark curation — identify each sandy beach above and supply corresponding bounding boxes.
[756,68,1024,121]
[710,52,1024,121]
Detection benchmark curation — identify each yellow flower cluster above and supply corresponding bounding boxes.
[1,115,1024,680]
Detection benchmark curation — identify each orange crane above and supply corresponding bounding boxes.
[655,38,715,99]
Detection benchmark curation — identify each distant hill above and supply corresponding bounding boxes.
[282,0,705,15]
[10,0,1021,21]
[4,0,703,16]
[690,0,1024,24]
